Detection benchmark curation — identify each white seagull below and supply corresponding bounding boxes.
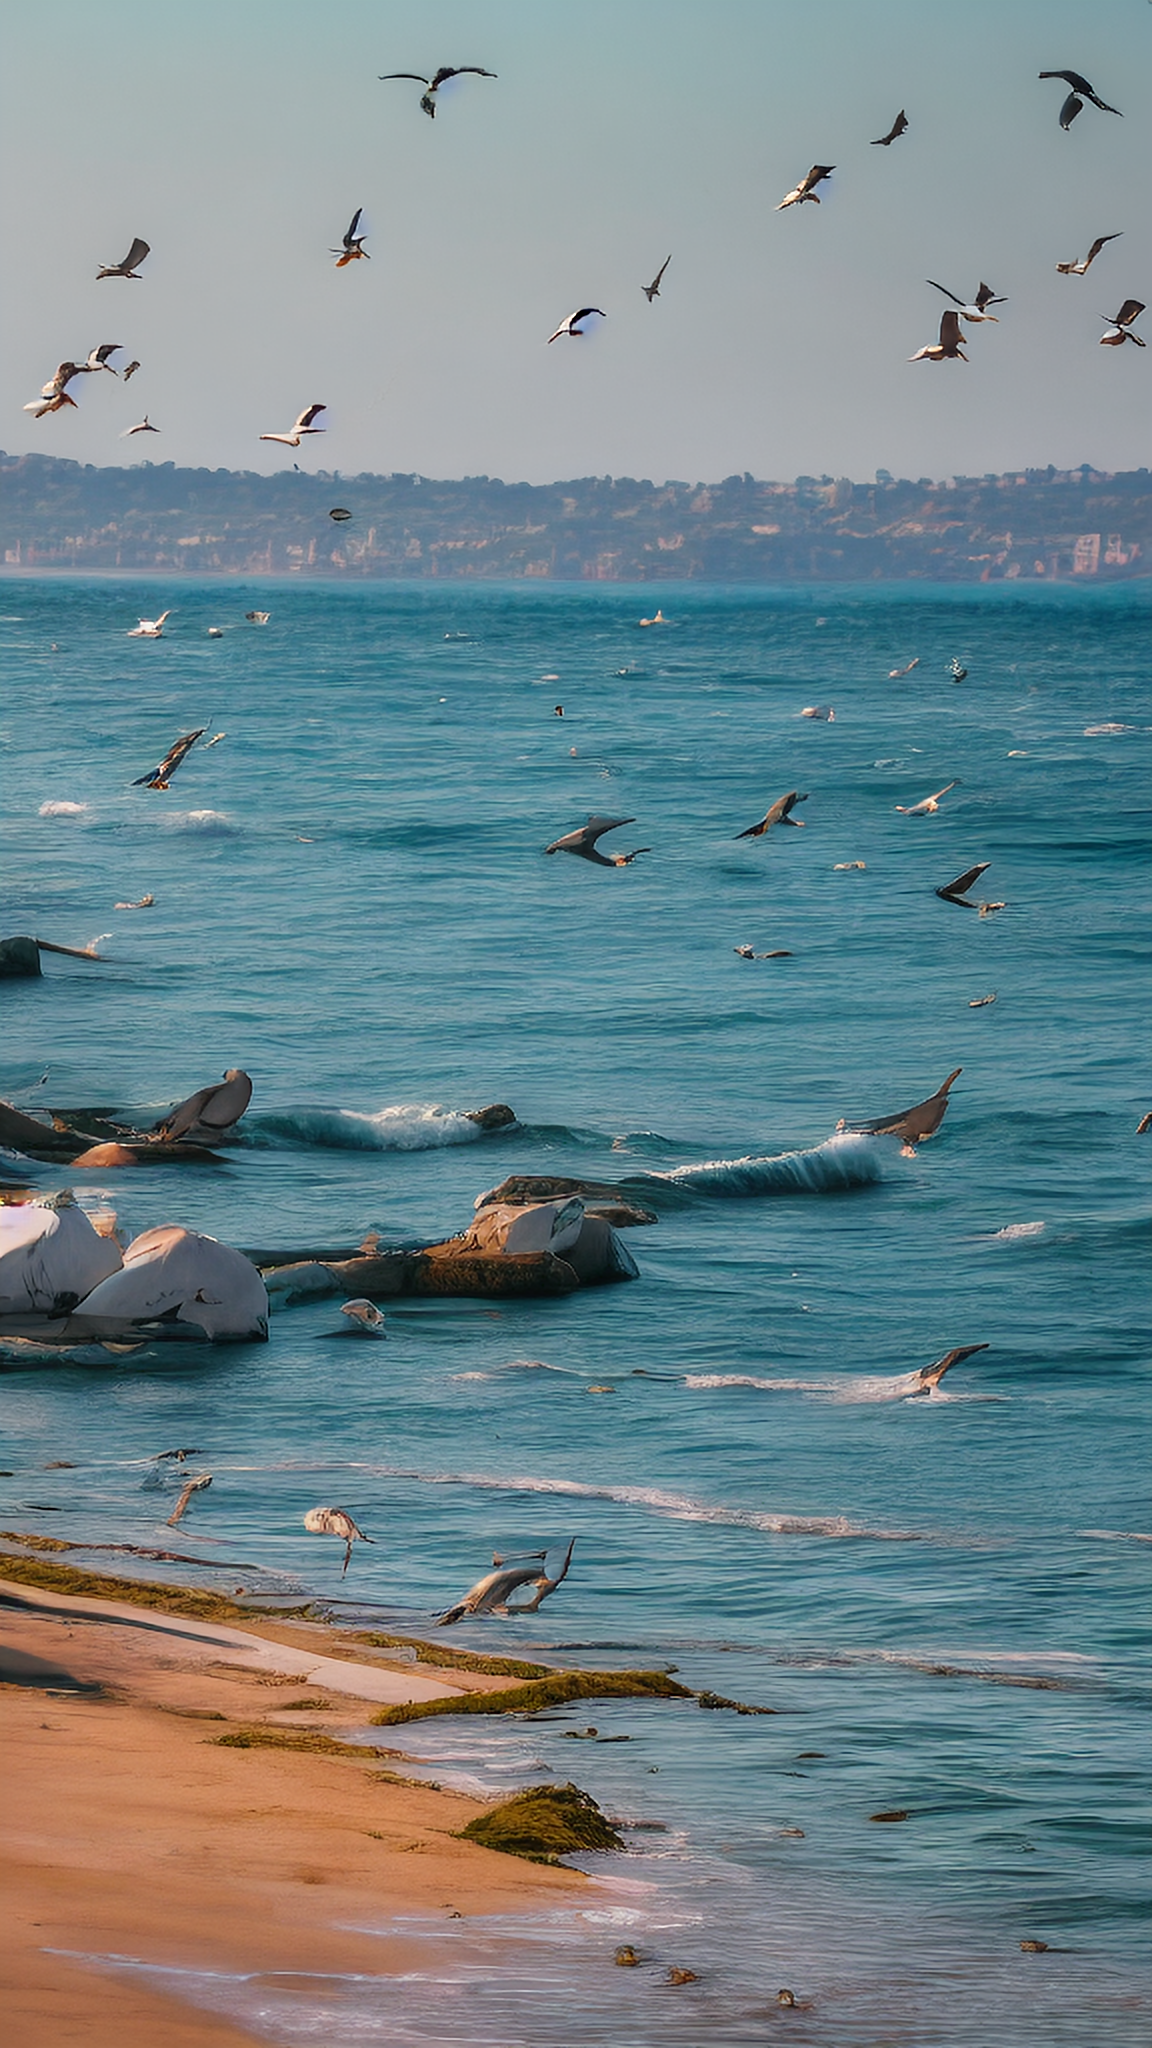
[127,610,174,638]
[927,280,1006,323]
[895,780,960,816]
[260,403,326,445]
[547,307,606,343]
[96,236,150,280]
[121,416,159,435]
[80,343,123,374]
[545,815,650,866]
[1099,300,1145,348]
[303,1505,374,1576]
[909,310,967,361]
[1057,234,1121,277]
[776,164,834,209]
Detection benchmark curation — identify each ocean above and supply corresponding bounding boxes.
[2,576,1149,2045]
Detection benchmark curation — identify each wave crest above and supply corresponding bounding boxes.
[249,1103,485,1152]
[653,1131,888,1197]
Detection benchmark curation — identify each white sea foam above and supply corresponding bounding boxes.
[252,1104,484,1152]
[983,1221,1045,1242]
[161,809,239,834]
[654,1130,888,1197]
[684,1370,926,1403]
[38,799,89,817]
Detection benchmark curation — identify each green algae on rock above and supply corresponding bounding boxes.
[371,1667,693,1727]
[456,1781,624,1864]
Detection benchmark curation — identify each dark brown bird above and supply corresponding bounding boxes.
[133,728,205,789]
[642,255,671,301]
[332,208,369,266]
[872,110,908,146]
[909,309,968,361]
[735,791,808,837]
[1099,301,1145,348]
[936,861,994,906]
[545,815,650,866]
[913,1344,990,1393]
[1057,234,1121,276]
[1039,70,1121,130]
[379,65,496,118]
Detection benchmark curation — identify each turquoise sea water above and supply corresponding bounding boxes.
[2,577,1149,2045]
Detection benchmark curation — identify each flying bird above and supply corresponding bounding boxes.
[909,309,968,361]
[24,367,81,420]
[776,164,835,209]
[871,110,908,146]
[838,1067,963,1146]
[438,1539,575,1625]
[927,280,1006,322]
[1099,300,1145,347]
[547,307,606,343]
[1057,234,1121,276]
[889,657,920,676]
[260,404,326,445]
[378,65,496,118]
[935,862,1003,912]
[122,359,141,381]
[642,255,671,301]
[121,416,159,435]
[133,726,204,785]
[545,815,650,866]
[736,790,808,837]
[329,507,352,521]
[1039,70,1121,130]
[332,208,369,265]
[895,780,960,815]
[127,610,175,640]
[79,343,122,374]
[303,1505,374,1577]
[912,1344,990,1393]
[96,236,150,280]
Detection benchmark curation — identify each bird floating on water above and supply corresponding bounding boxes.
[949,658,968,680]
[379,65,496,119]
[1057,234,1121,276]
[895,780,959,816]
[127,610,175,640]
[115,894,155,909]
[927,280,1005,323]
[889,657,920,675]
[936,862,1004,914]
[736,791,808,838]
[332,208,369,265]
[121,416,158,436]
[1039,70,1121,130]
[871,110,908,146]
[909,310,967,361]
[438,1539,575,1624]
[133,727,203,786]
[303,1505,374,1576]
[339,1298,387,1337]
[260,404,326,446]
[642,255,671,301]
[548,307,606,343]
[777,165,834,209]
[1099,300,1145,347]
[97,236,150,280]
[801,705,834,720]
[329,507,352,522]
[545,815,650,866]
[245,610,271,624]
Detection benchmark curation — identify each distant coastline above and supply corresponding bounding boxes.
[2,453,1148,584]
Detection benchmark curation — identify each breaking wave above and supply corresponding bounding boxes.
[649,1131,889,1197]
[160,809,239,835]
[248,1103,485,1152]
[38,800,89,818]
[982,1221,1046,1242]
[683,1371,928,1403]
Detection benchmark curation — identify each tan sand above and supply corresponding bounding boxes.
[1,1578,585,2048]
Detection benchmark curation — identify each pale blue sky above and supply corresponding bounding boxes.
[2,0,1148,482]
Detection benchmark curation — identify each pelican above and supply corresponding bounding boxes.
[132,726,204,785]
[776,164,834,209]
[909,309,967,361]
[1099,300,1145,347]
[547,307,606,343]
[1057,234,1121,276]
[332,208,369,265]
[1039,70,1121,130]
[735,790,808,838]
[153,1069,252,1139]
[871,110,908,146]
[438,1538,575,1624]
[303,1505,374,1576]
[121,416,159,435]
[545,815,650,866]
[642,255,671,302]
[927,280,1005,323]
[260,404,326,445]
[378,65,496,118]
[127,610,175,640]
[339,1298,387,1336]
[123,359,141,381]
[96,236,150,280]
[895,780,959,815]
[80,343,122,374]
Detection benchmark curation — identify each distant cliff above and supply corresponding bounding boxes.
[1,454,1148,582]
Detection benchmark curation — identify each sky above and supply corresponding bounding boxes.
[1,0,1149,485]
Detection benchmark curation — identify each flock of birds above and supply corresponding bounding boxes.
[20,58,1144,448]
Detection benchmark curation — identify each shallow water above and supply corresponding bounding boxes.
[3,577,1150,2043]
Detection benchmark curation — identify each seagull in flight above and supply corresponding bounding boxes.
[909,309,968,361]
[332,208,369,265]
[548,307,606,343]
[96,236,150,280]
[122,359,141,381]
[895,780,959,816]
[303,1506,374,1577]
[736,790,808,838]
[127,611,176,641]
[80,343,123,374]
[121,416,159,435]
[871,110,908,146]
[1099,300,1145,347]
[378,65,496,119]
[642,255,671,301]
[260,403,326,445]
[545,815,650,866]
[133,728,204,788]
[927,280,1006,323]
[1057,234,1121,276]
[1039,70,1121,130]
[935,861,1004,913]
[24,362,83,416]
[776,164,835,209]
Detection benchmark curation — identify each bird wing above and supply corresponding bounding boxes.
[929,782,959,802]
[379,72,430,82]
[805,165,834,191]
[571,308,605,324]
[917,1342,989,1386]
[1115,300,1145,327]
[1040,70,1091,93]
[937,861,989,899]
[292,404,326,432]
[974,283,1004,309]
[872,110,906,144]
[133,728,205,787]
[842,1069,962,1139]
[42,363,80,396]
[1085,235,1120,265]
[939,309,964,349]
[654,255,671,284]
[432,66,497,85]
[927,280,963,307]
[121,238,150,271]
[1058,92,1083,130]
[345,208,363,242]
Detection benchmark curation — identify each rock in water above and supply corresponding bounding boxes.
[456,1782,624,1864]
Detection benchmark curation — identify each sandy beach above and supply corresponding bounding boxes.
[1,1567,585,2047]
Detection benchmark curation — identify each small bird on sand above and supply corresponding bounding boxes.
[121,416,159,435]
[122,359,141,381]
[127,610,175,640]
[378,65,496,118]
[340,1298,387,1336]
[895,780,959,815]
[642,255,671,301]
[260,404,326,446]
[735,791,808,837]
[332,208,369,265]
[871,110,908,146]
[776,164,834,209]
[548,307,606,343]
[909,309,967,361]
[1057,234,1121,276]
[133,727,204,785]
[1039,70,1121,130]
[97,236,150,279]
[545,815,650,866]
[303,1506,374,1576]
[1099,300,1145,347]
[927,280,1005,323]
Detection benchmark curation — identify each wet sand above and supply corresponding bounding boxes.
[1,1574,585,2048]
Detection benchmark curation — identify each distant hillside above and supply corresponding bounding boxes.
[1,453,1148,582]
